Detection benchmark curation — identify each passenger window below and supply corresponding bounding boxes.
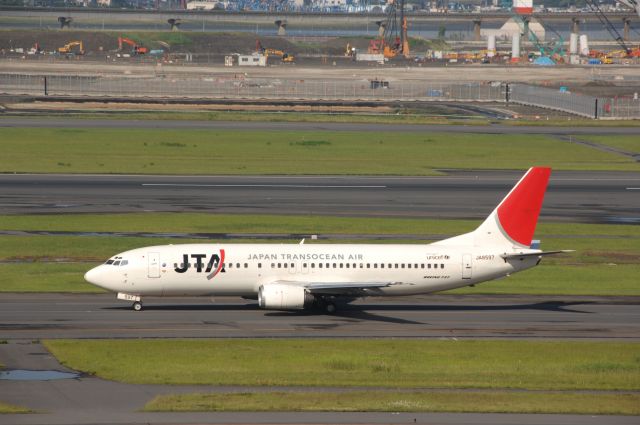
[366,264,370,269]
[244,263,248,268]
[319,263,323,268]
[381,264,384,269]
[395,264,399,269]
[340,263,344,268]
[311,263,315,268]
[283,263,288,268]
[228,263,233,269]
[441,264,445,269]
[428,264,431,269]
[236,263,240,268]
[303,263,307,268]
[290,263,294,268]
[271,263,274,268]
[401,264,405,269]
[278,263,282,268]
[346,264,350,268]
[421,264,425,269]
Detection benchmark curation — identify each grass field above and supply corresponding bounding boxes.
[1,214,638,295]
[45,339,640,390]
[144,390,640,415]
[0,128,637,175]
[579,135,640,153]
[3,213,639,236]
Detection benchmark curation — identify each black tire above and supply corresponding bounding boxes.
[133,301,143,311]
[325,303,337,314]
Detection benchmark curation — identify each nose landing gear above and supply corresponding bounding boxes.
[132,301,143,311]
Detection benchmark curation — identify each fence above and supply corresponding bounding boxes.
[1,73,639,119]
[0,73,503,102]
[509,84,598,119]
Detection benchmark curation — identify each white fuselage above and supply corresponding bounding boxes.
[86,242,538,298]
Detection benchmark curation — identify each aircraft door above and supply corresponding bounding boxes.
[148,252,161,278]
[462,254,472,279]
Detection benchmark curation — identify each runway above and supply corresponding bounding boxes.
[1,293,638,340]
[1,170,639,223]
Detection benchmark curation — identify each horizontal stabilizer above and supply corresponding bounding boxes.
[500,250,574,260]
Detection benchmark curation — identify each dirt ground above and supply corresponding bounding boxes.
[0,29,370,57]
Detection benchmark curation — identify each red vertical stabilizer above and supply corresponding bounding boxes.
[496,167,551,247]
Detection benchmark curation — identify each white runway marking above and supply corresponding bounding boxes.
[142,184,387,188]
[626,187,640,190]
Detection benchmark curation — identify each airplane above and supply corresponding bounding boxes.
[85,167,570,312]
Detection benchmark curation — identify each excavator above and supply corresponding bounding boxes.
[255,39,294,63]
[263,48,294,63]
[58,41,84,55]
[118,37,148,55]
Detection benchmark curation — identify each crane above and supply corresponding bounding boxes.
[368,0,410,59]
[118,37,148,55]
[617,0,640,18]
[584,0,640,57]
[58,41,84,55]
[509,12,565,63]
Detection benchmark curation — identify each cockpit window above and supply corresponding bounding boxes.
[113,261,121,266]
[106,260,114,265]
[120,260,128,266]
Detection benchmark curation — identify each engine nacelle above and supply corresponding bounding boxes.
[258,283,314,310]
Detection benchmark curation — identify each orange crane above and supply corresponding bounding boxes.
[58,41,84,55]
[118,37,148,55]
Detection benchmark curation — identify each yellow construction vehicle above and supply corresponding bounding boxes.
[264,48,294,63]
[58,41,84,55]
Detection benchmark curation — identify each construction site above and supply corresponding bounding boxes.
[1,0,640,119]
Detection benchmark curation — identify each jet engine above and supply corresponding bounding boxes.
[258,283,315,310]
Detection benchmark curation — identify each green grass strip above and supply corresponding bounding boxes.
[45,339,640,390]
[0,402,31,414]
[576,135,640,153]
[0,263,103,293]
[144,390,640,415]
[3,213,640,237]
[1,128,637,174]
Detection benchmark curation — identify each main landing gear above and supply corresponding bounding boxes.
[132,301,143,311]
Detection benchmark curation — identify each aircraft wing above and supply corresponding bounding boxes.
[271,280,395,295]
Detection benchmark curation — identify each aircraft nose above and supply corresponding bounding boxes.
[84,265,112,291]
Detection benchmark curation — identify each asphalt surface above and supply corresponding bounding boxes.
[2,294,638,340]
[0,294,639,425]
[1,117,638,423]
[1,171,639,223]
[2,117,640,135]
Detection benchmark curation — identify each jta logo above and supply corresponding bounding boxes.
[174,249,225,280]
